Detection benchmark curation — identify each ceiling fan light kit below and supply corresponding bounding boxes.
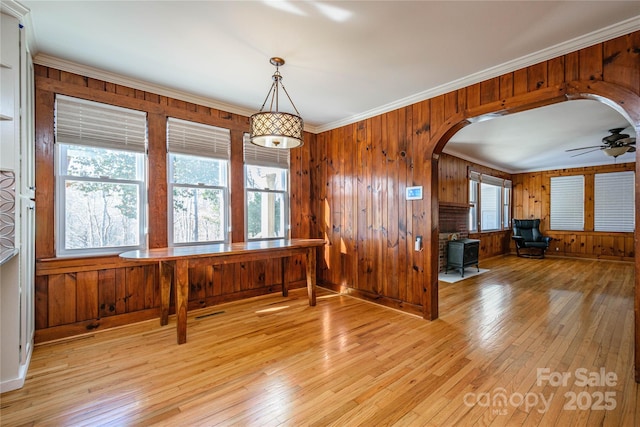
[250,57,304,149]
[566,127,636,159]
[602,146,630,157]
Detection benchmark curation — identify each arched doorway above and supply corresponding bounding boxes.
[426,80,640,382]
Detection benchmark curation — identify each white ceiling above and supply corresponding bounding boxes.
[446,100,636,173]
[16,0,640,172]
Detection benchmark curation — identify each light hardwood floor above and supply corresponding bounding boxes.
[1,255,638,426]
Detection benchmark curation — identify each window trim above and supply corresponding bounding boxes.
[243,133,291,241]
[55,143,147,257]
[54,95,148,257]
[166,118,231,246]
[244,164,290,241]
[167,153,230,246]
[469,170,512,233]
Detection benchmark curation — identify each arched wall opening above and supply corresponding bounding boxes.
[427,80,640,382]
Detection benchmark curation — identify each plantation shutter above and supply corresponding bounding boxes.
[550,175,584,230]
[167,117,230,160]
[55,95,147,152]
[594,171,635,232]
[243,134,290,168]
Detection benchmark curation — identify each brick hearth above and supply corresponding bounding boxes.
[439,204,470,272]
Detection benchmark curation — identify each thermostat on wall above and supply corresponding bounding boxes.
[406,186,423,200]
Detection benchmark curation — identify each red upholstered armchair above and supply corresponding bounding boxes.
[511,219,552,258]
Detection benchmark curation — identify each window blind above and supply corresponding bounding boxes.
[469,172,510,189]
[167,117,230,159]
[550,175,584,230]
[243,133,290,168]
[594,171,635,232]
[55,95,147,152]
[481,174,505,187]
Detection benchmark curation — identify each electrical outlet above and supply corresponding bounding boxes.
[415,236,422,251]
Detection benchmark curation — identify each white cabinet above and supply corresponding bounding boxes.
[0,11,19,171]
[0,1,34,393]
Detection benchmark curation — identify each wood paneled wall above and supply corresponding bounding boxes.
[512,162,635,261]
[436,154,634,261]
[312,31,640,322]
[438,153,512,259]
[33,65,316,342]
[311,112,425,315]
[32,31,640,347]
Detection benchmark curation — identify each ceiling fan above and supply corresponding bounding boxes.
[566,128,636,158]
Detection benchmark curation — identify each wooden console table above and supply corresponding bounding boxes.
[120,238,325,344]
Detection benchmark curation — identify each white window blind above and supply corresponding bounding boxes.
[55,95,147,152]
[480,174,505,187]
[550,175,584,230]
[167,117,230,159]
[594,171,635,232]
[243,134,290,168]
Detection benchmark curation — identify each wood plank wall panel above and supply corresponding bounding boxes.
[33,66,315,342]
[315,108,423,313]
[603,33,640,94]
[438,154,469,206]
[32,31,640,340]
[512,162,635,261]
[312,31,639,318]
[438,153,512,259]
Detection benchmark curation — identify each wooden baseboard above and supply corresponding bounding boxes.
[319,281,423,317]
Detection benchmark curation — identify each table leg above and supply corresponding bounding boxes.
[306,247,316,306]
[175,258,189,344]
[281,257,289,297]
[159,261,173,326]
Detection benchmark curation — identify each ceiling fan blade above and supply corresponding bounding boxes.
[565,145,603,152]
[619,137,636,145]
[627,146,636,153]
[570,148,602,157]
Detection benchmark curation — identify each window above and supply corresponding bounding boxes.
[469,177,478,232]
[503,181,512,229]
[594,171,635,232]
[469,171,511,233]
[55,95,147,256]
[550,175,584,230]
[244,134,289,240]
[167,118,230,245]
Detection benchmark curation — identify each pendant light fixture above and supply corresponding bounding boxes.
[250,57,304,149]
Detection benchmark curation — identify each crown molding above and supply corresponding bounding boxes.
[441,148,519,175]
[442,146,635,174]
[32,14,639,137]
[33,53,256,119]
[32,53,322,135]
[314,15,640,134]
[1,0,29,19]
